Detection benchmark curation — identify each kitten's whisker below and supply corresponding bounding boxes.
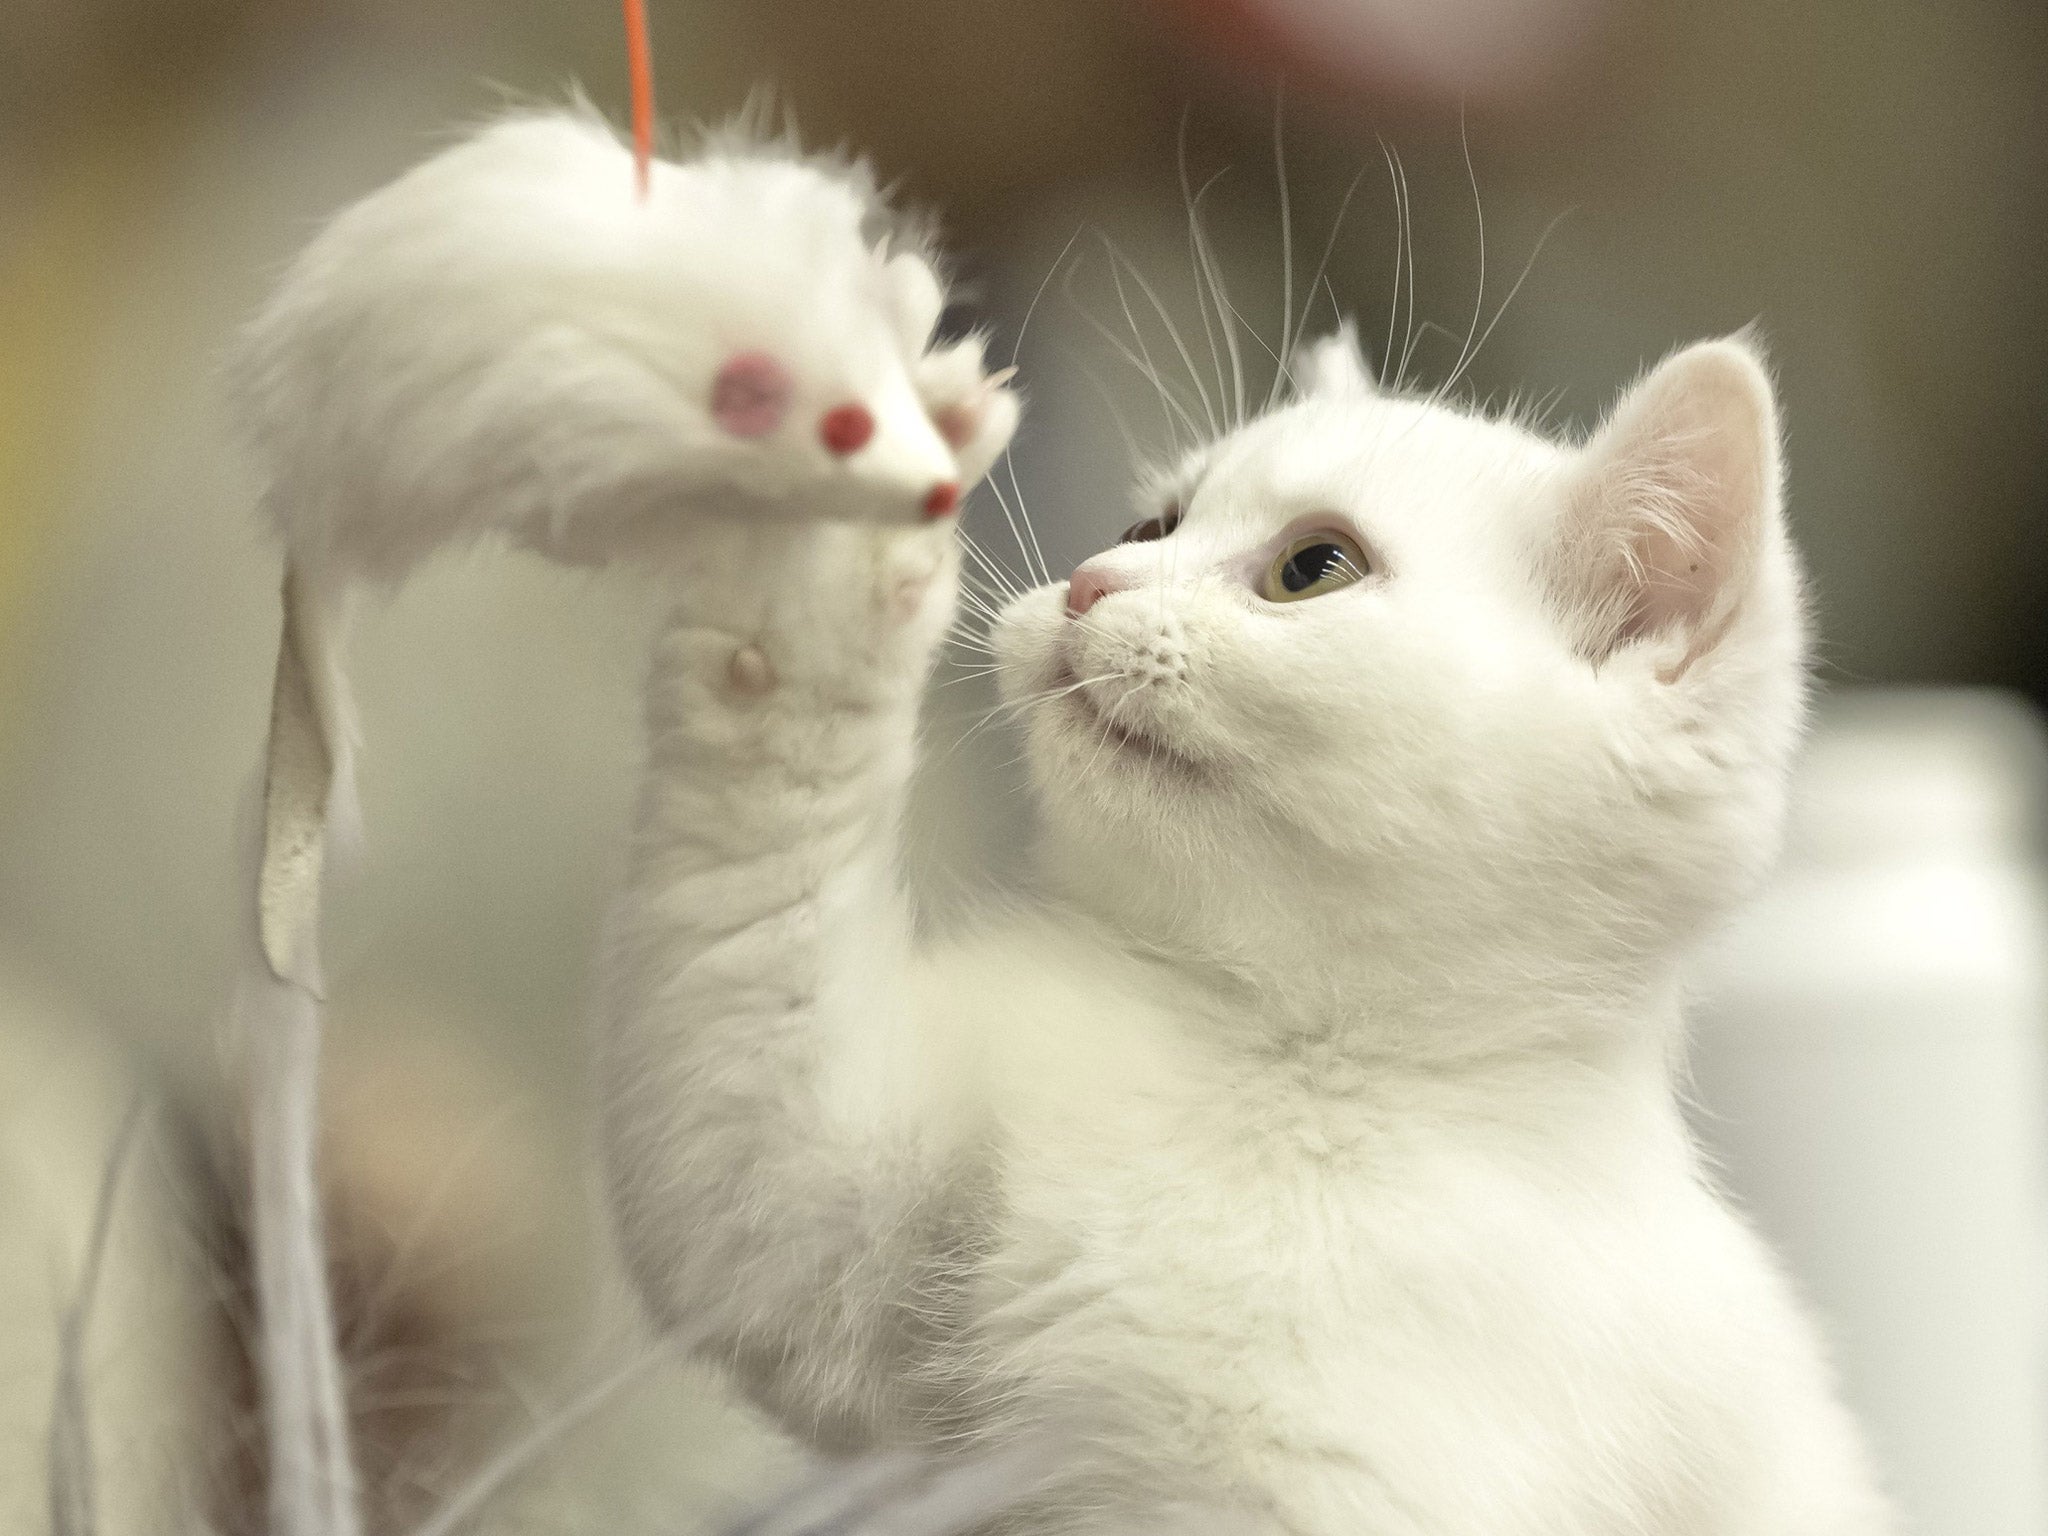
[944,610,1001,645]
[943,668,1123,761]
[1102,236,1220,440]
[1412,319,1466,352]
[1080,683,1142,781]
[950,616,1001,650]
[1217,293,1284,370]
[984,477,1051,590]
[1003,457,1049,588]
[995,442,1052,589]
[959,528,1014,581]
[947,601,999,631]
[987,225,1089,606]
[1436,109,1487,410]
[948,631,1001,662]
[1187,177,1249,429]
[1101,239,1204,443]
[1009,225,1085,376]
[1178,117,1236,436]
[939,664,1005,687]
[991,226,1084,594]
[989,667,1123,723]
[1530,383,1570,429]
[1281,167,1368,398]
[953,586,1003,621]
[1438,208,1572,401]
[1052,674,1124,710]
[959,530,1026,602]
[948,608,1000,650]
[938,709,1011,763]
[1072,675,1150,781]
[1376,139,1404,391]
[954,572,1010,620]
[1079,309,1206,454]
[1082,369,1148,466]
[959,566,1021,617]
[1066,274,1207,450]
[1319,273,1342,340]
[946,626,1000,659]
[1273,91,1295,417]
[1392,145,1421,390]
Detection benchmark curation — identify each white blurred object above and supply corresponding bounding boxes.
[1690,688,2048,1536]
[0,959,210,1536]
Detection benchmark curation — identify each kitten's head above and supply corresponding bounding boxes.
[993,328,1803,1003]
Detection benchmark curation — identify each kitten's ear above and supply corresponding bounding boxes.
[1290,321,1376,399]
[1552,337,1781,673]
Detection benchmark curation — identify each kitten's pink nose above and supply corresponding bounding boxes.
[1066,563,1130,618]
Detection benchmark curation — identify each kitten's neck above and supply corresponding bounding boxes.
[1036,822,1689,1070]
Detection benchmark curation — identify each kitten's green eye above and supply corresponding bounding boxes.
[1262,531,1371,603]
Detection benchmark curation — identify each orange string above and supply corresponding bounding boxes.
[622,0,655,199]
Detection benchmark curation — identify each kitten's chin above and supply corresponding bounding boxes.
[1042,657,1206,785]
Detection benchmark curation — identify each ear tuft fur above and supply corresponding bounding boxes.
[1551,337,1781,673]
[1289,321,1375,400]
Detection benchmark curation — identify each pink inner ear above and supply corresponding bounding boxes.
[1551,341,1781,673]
[711,352,793,439]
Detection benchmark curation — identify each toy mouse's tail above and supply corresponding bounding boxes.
[258,568,354,998]
[240,564,364,1536]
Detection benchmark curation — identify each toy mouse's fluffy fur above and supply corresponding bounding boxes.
[234,111,1014,582]
[597,328,1893,1531]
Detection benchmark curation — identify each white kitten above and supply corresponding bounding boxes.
[598,324,1894,1532]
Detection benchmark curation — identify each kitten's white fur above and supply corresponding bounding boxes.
[599,325,1892,1531]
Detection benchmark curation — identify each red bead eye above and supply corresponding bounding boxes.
[923,481,960,519]
[819,404,876,456]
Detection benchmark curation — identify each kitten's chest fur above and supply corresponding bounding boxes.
[931,921,1833,1532]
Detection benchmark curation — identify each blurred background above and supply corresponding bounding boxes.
[0,0,2042,1532]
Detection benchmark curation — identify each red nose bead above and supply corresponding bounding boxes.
[923,481,961,519]
[819,403,875,455]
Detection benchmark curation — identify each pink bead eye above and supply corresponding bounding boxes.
[819,404,875,456]
[711,352,793,438]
